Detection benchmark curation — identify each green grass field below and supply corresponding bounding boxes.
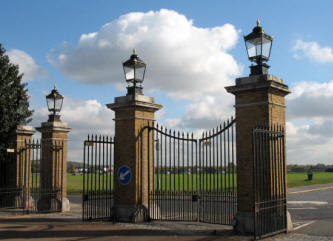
[66,172,333,194]
[287,172,333,188]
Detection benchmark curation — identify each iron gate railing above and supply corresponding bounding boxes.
[82,135,115,221]
[146,117,237,224]
[0,140,64,213]
[0,145,24,210]
[253,124,287,239]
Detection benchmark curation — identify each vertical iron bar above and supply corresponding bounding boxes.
[223,121,226,224]
[83,139,86,220]
[148,127,151,220]
[253,128,257,239]
[227,119,231,224]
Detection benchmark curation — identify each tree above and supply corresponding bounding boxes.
[0,44,33,154]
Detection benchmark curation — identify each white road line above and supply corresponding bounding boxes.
[289,207,317,210]
[289,186,333,195]
[288,201,328,205]
[293,220,316,231]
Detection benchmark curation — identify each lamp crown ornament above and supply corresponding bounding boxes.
[123,49,147,96]
[244,20,273,76]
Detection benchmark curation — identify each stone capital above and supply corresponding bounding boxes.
[36,121,71,134]
[106,94,163,113]
[15,125,36,136]
[225,74,291,97]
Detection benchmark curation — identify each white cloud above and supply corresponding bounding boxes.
[48,9,241,99]
[286,121,333,165]
[285,80,333,164]
[7,49,48,81]
[183,94,234,129]
[164,118,182,129]
[155,108,167,120]
[287,80,333,119]
[293,40,333,63]
[31,98,114,162]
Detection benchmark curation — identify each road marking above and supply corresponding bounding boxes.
[289,207,317,210]
[293,220,316,231]
[289,186,333,195]
[288,201,328,205]
[119,170,130,180]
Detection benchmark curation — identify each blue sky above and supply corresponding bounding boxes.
[2,0,333,164]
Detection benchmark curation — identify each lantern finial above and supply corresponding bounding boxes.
[257,18,260,27]
[54,84,57,90]
[133,49,136,55]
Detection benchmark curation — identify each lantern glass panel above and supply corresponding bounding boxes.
[124,66,134,82]
[246,41,256,58]
[55,98,63,112]
[256,41,262,56]
[261,38,272,59]
[134,66,145,82]
[47,97,54,111]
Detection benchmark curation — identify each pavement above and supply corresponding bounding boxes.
[0,183,332,240]
[287,183,333,238]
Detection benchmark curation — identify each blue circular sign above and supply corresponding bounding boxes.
[117,165,131,185]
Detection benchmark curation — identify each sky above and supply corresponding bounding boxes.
[1,0,333,165]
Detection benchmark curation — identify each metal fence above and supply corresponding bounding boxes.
[0,139,64,213]
[0,145,24,210]
[253,124,287,239]
[146,117,237,224]
[82,135,115,221]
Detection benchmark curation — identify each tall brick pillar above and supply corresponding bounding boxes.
[107,94,162,222]
[1,125,36,207]
[225,74,291,233]
[36,121,71,212]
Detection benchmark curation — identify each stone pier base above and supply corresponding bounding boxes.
[233,211,293,234]
[37,197,70,212]
[112,205,149,222]
[233,212,254,234]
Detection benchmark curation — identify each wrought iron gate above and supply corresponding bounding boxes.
[146,117,237,224]
[82,135,114,221]
[0,145,24,210]
[253,124,287,239]
[0,140,64,213]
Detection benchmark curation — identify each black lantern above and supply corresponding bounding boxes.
[123,49,146,95]
[244,19,273,76]
[46,85,64,121]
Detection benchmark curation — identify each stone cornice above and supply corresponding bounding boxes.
[225,74,291,96]
[36,121,71,133]
[16,125,36,136]
[234,101,286,109]
[107,94,163,112]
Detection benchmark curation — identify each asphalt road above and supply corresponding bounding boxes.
[288,184,333,237]
[69,184,333,240]
[1,184,332,241]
